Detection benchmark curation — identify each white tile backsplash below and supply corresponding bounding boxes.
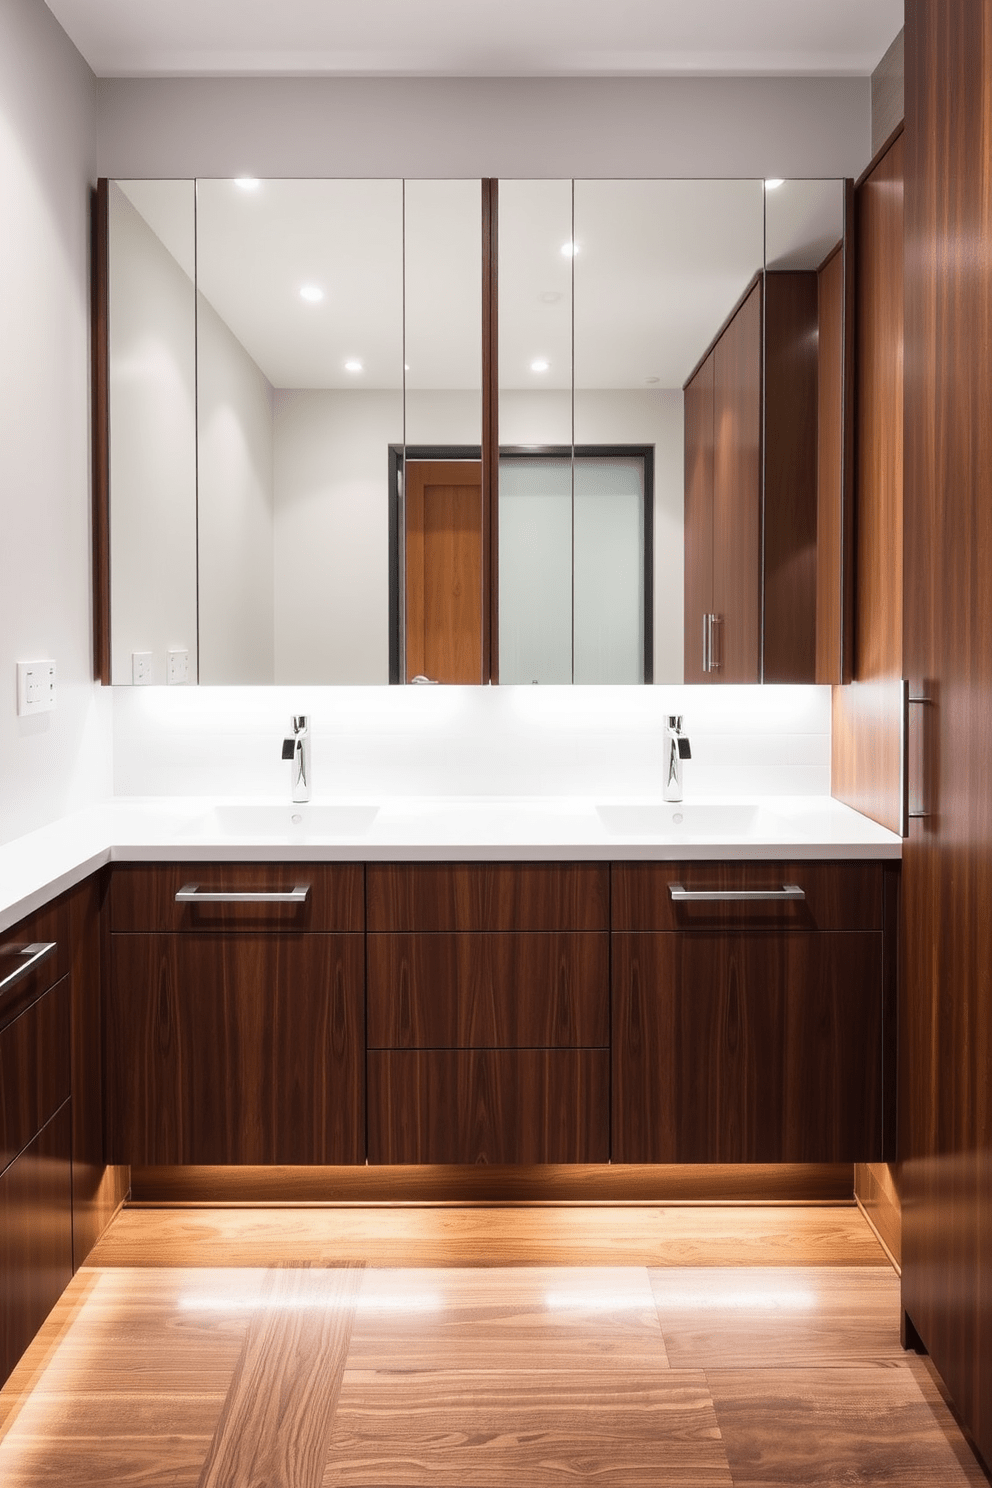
[112,684,831,800]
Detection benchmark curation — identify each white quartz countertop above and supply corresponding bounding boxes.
[0,794,902,934]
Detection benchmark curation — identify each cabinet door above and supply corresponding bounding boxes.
[107,933,364,1164]
[0,1102,73,1386]
[712,279,762,682]
[612,931,883,1163]
[683,350,714,684]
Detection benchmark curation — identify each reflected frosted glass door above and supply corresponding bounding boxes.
[499,457,572,683]
[574,457,645,683]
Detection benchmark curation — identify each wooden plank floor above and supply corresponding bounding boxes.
[0,1205,987,1487]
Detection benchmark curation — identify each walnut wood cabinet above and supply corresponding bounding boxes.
[105,864,365,1165]
[612,860,896,1164]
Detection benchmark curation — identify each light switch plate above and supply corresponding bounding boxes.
[16,660,57,715]
[167,648,189,685]
[132,652,153,685]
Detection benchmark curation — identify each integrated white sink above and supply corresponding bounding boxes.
[191,803,380,838]
[595,802,789,839]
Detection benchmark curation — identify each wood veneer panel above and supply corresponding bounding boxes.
[712,278,761,683]
[612,932,883,1164]
[109,862,364,933]
[902,0,992,1468]
[0,1103,73,1387]
[683,352,714,684]
[0,898,68,1032]
[763,271,819,683]
[368,1049,609,1164]
[612,860,883,933]
[0,978,70,1180]
[367,932,608,1049]
[367,862,609,932]
[106,933,365,1165]
[816,244,844,683]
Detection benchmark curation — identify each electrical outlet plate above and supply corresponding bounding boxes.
[132,652,153,685]
[16,660,56,715]
[167,648,189,685]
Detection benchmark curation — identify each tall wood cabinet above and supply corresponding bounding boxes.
[900,0,992,1470]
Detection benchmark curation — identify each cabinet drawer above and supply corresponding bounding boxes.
[109,863,364,932]
[368,933,608,1049]
[612,931,883,1163]
[367,863,609,932]
[106,932,365,1164]
[0,977,70,1179]
[612,860,883,932]
[0,898,69,1031]
[0,1102,73,1387]
[368,1049,609,1164]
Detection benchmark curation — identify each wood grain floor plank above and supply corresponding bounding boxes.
[707,1364,989,1486]
[650,1267,905,1369]
[324,1368,731,1487]
[198,1266,363,1488]
[347,1265,670,1372]
[86,1205,890,1269]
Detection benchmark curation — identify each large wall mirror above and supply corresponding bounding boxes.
[101,175,849,687]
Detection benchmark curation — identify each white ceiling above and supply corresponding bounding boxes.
[46,0,903,79]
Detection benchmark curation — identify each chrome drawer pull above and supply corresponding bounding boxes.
[175,885,310,904]
[0,941,57,994]
[669,884,805,902]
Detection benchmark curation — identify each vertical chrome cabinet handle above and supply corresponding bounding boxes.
[0,941,57,994]
[902,682,932,835]
[702,614,710,674]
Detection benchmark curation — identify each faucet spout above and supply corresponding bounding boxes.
[664,714,691,802]
[282,715,311,802]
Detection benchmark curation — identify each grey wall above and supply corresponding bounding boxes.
[97,75,873,180]
[0,0,110,845]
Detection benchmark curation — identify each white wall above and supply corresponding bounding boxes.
[108,183,197,685]
[197,292,276,684]
[0,0,111,846]
[95,76,872,180]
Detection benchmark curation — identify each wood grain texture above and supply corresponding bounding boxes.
[0,977,70,1180]
[612,932,883,1164]
[902,0,992,1469]
[109,862,364,933]
[128,1161,856,1205]
[612,860,883,933]
[856,1161,903,1269]
[872,27,906,156]
[831,130,904,833]
[712,276,761,683]
[367,862,609,932]
[199,1267,362,1488]
[0,1104,73,1386]
[404,459,483,684]
[106,933,365,1165]
[763,271,819,683]
[683,351,714,684]
[0,898,68,1032]
[84,1205,891,1270]
[367,1049,609,1164]
[90,180,111,685]
[367,931,608,1048]
[816,244,844,683]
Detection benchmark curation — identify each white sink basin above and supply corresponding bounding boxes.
[596,802,787,839]
[192,803,380,838]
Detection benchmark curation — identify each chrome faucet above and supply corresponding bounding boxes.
[281,715,311,802]
[664,715,691,802]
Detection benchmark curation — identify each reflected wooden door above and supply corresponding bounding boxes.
[405,460,483,683]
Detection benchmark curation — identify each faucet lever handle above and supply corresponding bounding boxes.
[678,737,692,760]
[281,738,295,761]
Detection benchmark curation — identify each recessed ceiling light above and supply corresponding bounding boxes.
[765,178,784,190]
[530,359,550,373]
[560,241,578,257]
[299,285,324,303]
[234,177,260,191]
[645,376,660,385]
[344,359,363,373]
[404,363,410,371]
[540,290,562,304]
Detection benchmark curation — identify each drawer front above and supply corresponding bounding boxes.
[367,863,609,932]
[0,898,69,1032]
[612,860,884,932]
[368,932,609,1049]
[612,931,884,1163]
[0,977,71,1179]
[109,863,364,933]
[106,933,365,1165]
[368,1049,609,1164]
[0,1102,73,1387]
